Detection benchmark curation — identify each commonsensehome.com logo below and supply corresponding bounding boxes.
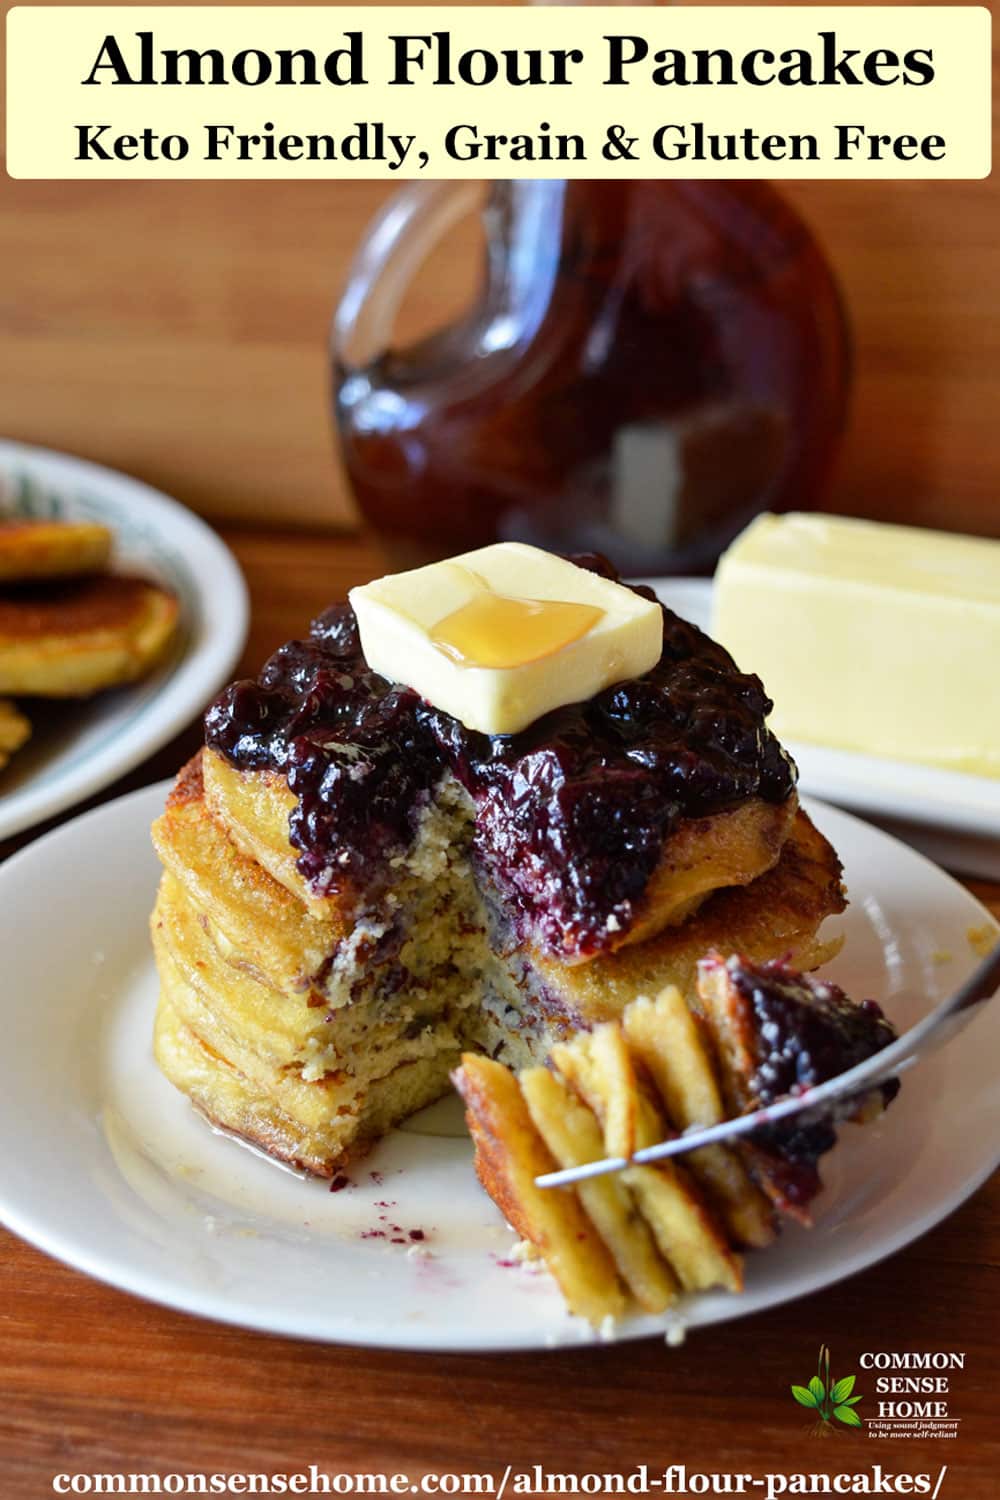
[791,1346,863,1433]
[791,1347,965,1440]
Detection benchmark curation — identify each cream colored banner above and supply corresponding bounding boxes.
[5,6,992,179]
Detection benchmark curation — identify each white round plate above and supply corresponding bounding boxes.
[0,782,997,1351]
[0,440,248,840]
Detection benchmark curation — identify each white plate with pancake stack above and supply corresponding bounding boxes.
[0,780,996,1350]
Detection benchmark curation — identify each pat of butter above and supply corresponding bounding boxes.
[713,512,1000,779]
[350,543,662,735]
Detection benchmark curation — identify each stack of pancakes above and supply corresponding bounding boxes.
[151,746,844,1180]
[0,518,178,772]
[148,556,909,1325]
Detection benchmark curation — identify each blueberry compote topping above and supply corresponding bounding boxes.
[204,556,796,956]
[205,603,438,895]
[727,956,899,1187]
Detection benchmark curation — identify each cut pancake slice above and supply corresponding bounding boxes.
[0,574,178,696]
[549,1025,744,1294]
[622,988,775,1248]
[0,698,30,772]
[0,519,112,582]
[520,1065,679,1314]
[453,1055,627,1326]
[454,997,748,1326]
[454,958,899,1325]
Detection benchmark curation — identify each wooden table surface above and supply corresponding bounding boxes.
[1,529,997,1498]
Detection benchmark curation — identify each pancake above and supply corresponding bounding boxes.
[0,698,30,771]
[695,953,900,1222]
[0,519,112,582]
[0,574,178,696]
[152,756,339,998]
[154,995,456,1179]
[526,807,845,1030]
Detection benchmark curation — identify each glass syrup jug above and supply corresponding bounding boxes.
[333,179,850,573]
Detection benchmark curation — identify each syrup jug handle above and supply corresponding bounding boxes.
[332,181,483,373]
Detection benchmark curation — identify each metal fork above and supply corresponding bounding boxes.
[535,939,1000,1191]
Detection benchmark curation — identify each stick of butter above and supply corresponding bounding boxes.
[713,512,1000,779]
[350,543,662,736]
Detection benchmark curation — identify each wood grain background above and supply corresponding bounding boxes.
[1,1,998,537]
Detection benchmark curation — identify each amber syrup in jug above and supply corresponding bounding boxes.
[334,179,850,574]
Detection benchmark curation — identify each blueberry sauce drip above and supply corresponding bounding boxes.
[727,957,899,1182]
[204,557,797,956]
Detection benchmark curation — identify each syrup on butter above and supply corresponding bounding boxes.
[431,593,604,671]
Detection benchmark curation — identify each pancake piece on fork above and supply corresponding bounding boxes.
[454,954,899,1323]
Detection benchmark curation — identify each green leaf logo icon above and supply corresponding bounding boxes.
[791,1348,864,1435]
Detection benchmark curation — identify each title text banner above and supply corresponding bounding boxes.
[5,6,992,180]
